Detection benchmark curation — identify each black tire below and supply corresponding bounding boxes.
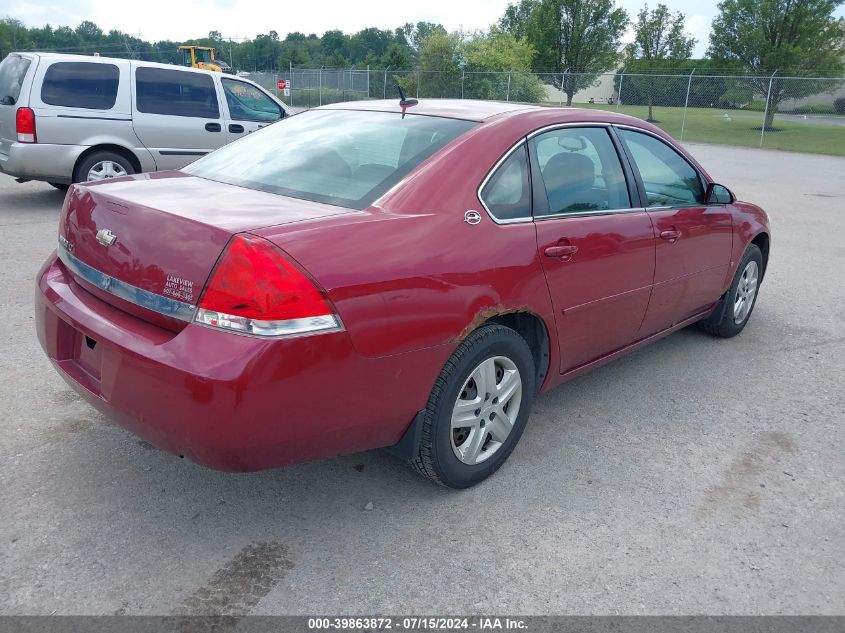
[73,151,135,184]
[49,182,69,192]
[697,243,763,338]
[410,324,536,488]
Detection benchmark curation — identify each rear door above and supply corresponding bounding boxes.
[0,54,36,155]
[26,58,133,147]
[131,65,225,170]
[616,127,733,336]
[218,76,284,143]
[528,125,656,373]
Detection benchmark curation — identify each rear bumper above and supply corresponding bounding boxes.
[0,142,84,183]
[35,253,448,471]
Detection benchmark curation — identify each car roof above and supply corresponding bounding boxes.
[17,52,223,78]
[321,98,652,128]
[321,99,540,122]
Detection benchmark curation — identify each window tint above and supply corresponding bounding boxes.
[222,79,282,122]
[480,144,531,221]
[531,127,630,215]
[618,129,704,206]
[0,55,31,105]
[41,62,119,110]
[185,110,475,210]
[136,67,219,118]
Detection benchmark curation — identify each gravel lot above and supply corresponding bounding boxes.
[1,143,843,616]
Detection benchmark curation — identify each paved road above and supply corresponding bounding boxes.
[774,113,845,127]
[1,144,843,615]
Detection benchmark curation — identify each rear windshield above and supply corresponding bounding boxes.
[0,55,32,106]
[41,62,120,109]
[184,109,476,209]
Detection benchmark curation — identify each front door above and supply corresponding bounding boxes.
[132,66,224,171]
[616,128,733,336]
[530,126,656,373]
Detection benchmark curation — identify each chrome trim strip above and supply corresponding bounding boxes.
[57,244,197,322]
[525,121,611,140]
[534,206,648,221]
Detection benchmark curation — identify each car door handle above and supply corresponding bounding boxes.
[205,122,222,132]
[660,229,682,242]
[229,124,244,133]
[544,244,579,258]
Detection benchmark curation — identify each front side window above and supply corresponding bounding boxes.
[0,55,32,105]
[618,129,704,206]
[479,144,531,221]
[135,67,219,119]
[531,127,630,216]
[41,62,119,110]
[222,79,282,122]
[185,109,475,210]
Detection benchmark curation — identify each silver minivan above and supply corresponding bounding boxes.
[0,52,289,189]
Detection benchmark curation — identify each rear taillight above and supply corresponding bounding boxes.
[16,107,36,143]
[195,234,341,337]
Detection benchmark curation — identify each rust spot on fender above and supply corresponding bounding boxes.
[449,304,533,344]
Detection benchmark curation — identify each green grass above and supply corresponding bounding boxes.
[577,103,845,156]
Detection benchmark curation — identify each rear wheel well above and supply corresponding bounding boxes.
[486,312,550,392]
[73,145,142,182]
[751,232,770,280]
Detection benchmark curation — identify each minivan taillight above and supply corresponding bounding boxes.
[195,234,341,337]
[16,107,36,143]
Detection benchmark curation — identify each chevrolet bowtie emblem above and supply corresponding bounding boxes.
[96,228,117,247]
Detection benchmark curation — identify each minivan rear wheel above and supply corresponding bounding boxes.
[74,151,135,184]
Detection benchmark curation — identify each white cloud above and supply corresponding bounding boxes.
[684,13,710,57]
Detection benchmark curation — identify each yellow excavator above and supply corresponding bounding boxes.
[178,45,233,73]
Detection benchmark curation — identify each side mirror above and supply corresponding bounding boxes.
[706,183,734,205]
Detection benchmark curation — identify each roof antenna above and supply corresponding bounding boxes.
[397,84,418,118]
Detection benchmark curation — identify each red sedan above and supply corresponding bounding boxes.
[35,99,770,488]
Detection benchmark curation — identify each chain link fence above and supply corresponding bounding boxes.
[246,68,845,155]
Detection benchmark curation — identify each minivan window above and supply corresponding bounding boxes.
[0,55,31,106]
[185,109,476,210]
[41,62,119,110]
[136,67,219,118]
[221,79,282,122]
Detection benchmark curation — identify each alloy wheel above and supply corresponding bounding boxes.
[87,160,128,181]
[450,356,522,465]
[733,260,759,324]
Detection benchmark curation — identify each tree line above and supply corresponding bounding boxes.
[2,0,844,127]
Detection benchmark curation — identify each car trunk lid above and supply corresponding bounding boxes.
[58,171,353,330]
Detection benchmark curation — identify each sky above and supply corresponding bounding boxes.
[2,0,845,58]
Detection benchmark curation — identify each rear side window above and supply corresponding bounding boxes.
[0,55,31,106]
[531,127,631,215]
[479,144,531,221]
[136,67,219,118]
[41,62,119,109]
